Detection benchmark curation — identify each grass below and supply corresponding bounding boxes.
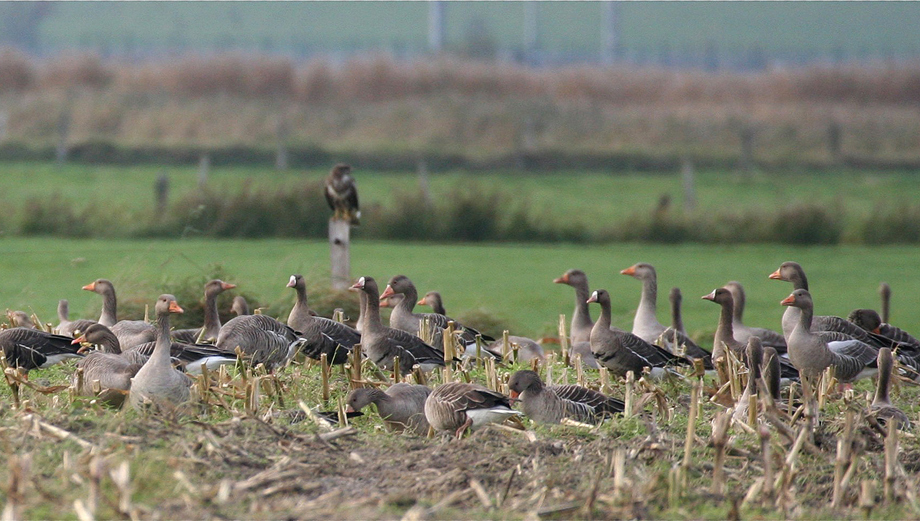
[2,237,920,340]
[4,162,920,234]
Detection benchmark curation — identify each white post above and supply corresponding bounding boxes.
[329,219,351,290]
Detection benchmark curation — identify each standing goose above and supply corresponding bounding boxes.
[286,274,359,364]
[83,279,156,349]
[216,314,305,371]
[733,337,765,422]
[172,279,237,344]
[129,295,193,410]
[424,382,520,437]
[587,289,693,378]
[722,281,787,352]
[762,346,783,401]
[879,282,891,324]
[346,383,432,436]
[380,275,495,346]
[554,269,598,368]
[870,348,910,429]
[350,276,445,373]
[417,291,447,316]
[701,288,798,380]
[620,263,712,361]
[71,325,146,406]
[781,289,877,383]
[0,327,83,372]
[507,370,624,424]
[669,287,686,336]
[230,296,251,316]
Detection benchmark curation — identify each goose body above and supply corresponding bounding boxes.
[286,274,359,364]
[0,327,83,371]
[216,314,304,371]
[870,348,910,429]
[508,370,624,424]
[129,295,193,410]
[346,383,431,435]
[71,325,145,406]
[424,382,519,437]
[554,269,595,344]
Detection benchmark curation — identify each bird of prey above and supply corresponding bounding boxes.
[324,163,360,225]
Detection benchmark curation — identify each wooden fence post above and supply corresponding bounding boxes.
[329,219,351,290]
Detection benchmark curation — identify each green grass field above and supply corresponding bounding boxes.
[2,237,918,339]
[3,162,919,233]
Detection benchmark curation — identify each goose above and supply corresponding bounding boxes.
[350,276,445,373]
[424,382,520,437]
[172,279,237,344]
[554,269,598,367]
[781,289,877,383]
[507,370,624,424]
[847,309,920,351]
[879,282,891,324]
[417,291,447,316]
[722,281,787,352]
[71,326,146,407]
[762,346,782,401]
[378,293,404,309]
[286,274,359,365]
[56,299,97,337]
[380,275,494,347]
[587,289,692,378]
[701,288,798,380]
[128,295,193,410]
[7,310,37,329]
[0,327,83,372]
[869,348,910,429]
[82,279,156,349]
[620,263,712,362]
[486,336,544,362]
[216,314,305,371]
[346,383,432,436]
[230,296,251,316]
[732,337,765,422]
[669,287,686,335]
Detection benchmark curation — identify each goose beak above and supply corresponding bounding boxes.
[222,282,237,290]
[780,294,796,306]
[509,390,520,400]
[350,278,366,291]
[168,300,185,313]
[873,327,881,334]
[586,292,598,304]
[553,273,569,284]
[345,405,356,413]
[379,299,391,308]
[72,336,85,345]
[82,282,96,291]
[286,275,297,288]
[417,297,427,306]
[620,266,636,276]
[701,290,717,301]
[768,269,782,280]
[379,285,396,300]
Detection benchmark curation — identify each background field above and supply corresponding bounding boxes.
[2,237,917,340]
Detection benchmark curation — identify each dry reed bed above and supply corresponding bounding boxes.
[1,50,919,163]
[1,328,919,519]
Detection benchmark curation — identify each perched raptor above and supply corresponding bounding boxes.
[324,163,360,225]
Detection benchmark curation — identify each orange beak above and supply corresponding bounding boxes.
[221,282,236,290]
[873,327,881,334]
[72,336,84,345]
[82,282,96,291]
[417,297,427,306]
[168,300,184,313]
[553,273,569,284]
[768,269,782,280]
[620,266,637,276]
[380,299,391,308]
[509,390,520,400]
[379,285,395,300]
[345,405,355,413]
[780,295,795,306]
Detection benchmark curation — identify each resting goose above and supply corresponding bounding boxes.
[762,346,782,401]
[286,274,359,364]
[380,275,495,347]
[722,281,787,352]
[346,383,432,436]
[507,370,624,424]
[82,279,156,349]
[7,310,37,329]
[231,296,251,316]
[848,309,920,351]
[172,279,236,344]
[781,289,877,382]
[870,348,910,429]
[620,263,712,362]
[587,289,691,378]
[417,291,447,316]
[0,327,83,372]
[702,288,797,380]
[350,276,445,373]
[424,382,520,437]
[71,326,146,406]
[216,314,305,371]
[669,287,686,335]
[129,295,193,410]
[56,298,96,337]
[486,336,544,362]
[733,337,765,422]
